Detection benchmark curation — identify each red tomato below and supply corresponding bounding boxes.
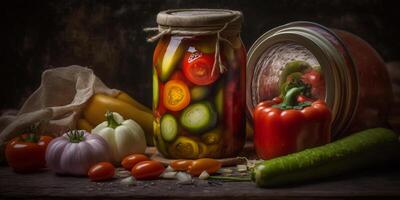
[5,134,53,173]
[131,160,165,180]
[182,51,220,85]
[170,71,194,88]
[88,162,115,181]
[121,154,149,171]
[187,158,221,176]
[301,69,325,99]
[170,160,193,171]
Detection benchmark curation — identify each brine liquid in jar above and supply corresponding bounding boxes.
[152,34,246,159]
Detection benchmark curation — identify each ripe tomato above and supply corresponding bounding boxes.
[163,80,191,111]
[88,162,115,181]
[131,160,165,180]
[5,134,53,173]
[182,51,220,85]
[121,154,149,171]
[170,160,193,171]
[301,69,325,99]
[170,71,194,88]
[187,158,221,176]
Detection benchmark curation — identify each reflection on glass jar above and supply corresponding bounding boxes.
[150,9,246,159]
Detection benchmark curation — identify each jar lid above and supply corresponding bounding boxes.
[156,9,243,29]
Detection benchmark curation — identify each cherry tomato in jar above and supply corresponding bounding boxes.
[88,162,115,181]
[131,160,165,180]
[170,159,193,171]
[121,154,149,171]
[187,158,221,176]
[163,80,191,111]
[182,51,220,85]
[301,69,325,99]
[5,134,53,173]
[170,71,194,88]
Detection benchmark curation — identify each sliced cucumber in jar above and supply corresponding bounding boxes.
[168,136,200,159]
[190,86,210,101]
[160,114,178,142]
[180,101,217,134]
[153,120,168,156]
[201,127,222,145]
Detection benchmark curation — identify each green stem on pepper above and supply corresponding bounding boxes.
[273,87,312,110]
[106,111,121,129]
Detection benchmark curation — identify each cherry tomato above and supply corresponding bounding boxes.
[121,154,149,171]
[187,158,221,176]
[182,51,220,85]
[5,134,53,173]
[170,160,193,171]
[163,80,191,111]
[88,162,115,181]
[131,160,165,180]
[301,69,325,99]
[170,71,194,88]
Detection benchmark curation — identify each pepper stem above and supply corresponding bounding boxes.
[282,87,304,107]
[273,86,312,110]
[22,133,39,143]
[106,111,121,129]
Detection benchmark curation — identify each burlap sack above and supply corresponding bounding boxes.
[0,65,119,161]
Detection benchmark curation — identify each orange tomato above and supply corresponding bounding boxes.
[187,158,221,176]
[121,154,149,170]
[5,134,53,173]
[163,80,190,111]
[131,160,165,180]
[88,162,115,181]
[170,160,193,171]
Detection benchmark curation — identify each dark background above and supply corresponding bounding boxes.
[1,0,400,111]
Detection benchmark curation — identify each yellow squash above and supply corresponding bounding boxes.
[77,92,154,145]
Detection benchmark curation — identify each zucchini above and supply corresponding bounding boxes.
[252,128,400,187]
[160,114,178,142]
[190,86,209,101]
[180,101,217,134]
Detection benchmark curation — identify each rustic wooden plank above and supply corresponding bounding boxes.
[0,165,399,200]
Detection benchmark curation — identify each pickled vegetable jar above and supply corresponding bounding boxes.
[149,9,246,159]
[247,21,393,138]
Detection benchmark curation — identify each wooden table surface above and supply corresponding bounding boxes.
[1,164,400,199]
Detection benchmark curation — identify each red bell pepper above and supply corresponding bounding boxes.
[5,133,53,173]
[253,87,332,160]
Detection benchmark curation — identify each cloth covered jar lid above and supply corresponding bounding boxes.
[156,9,243,30]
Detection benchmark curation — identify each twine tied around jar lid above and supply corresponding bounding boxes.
[144,9,243,74]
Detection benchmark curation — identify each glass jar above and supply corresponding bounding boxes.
[247,21,393,138]
[151,9,246,159]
